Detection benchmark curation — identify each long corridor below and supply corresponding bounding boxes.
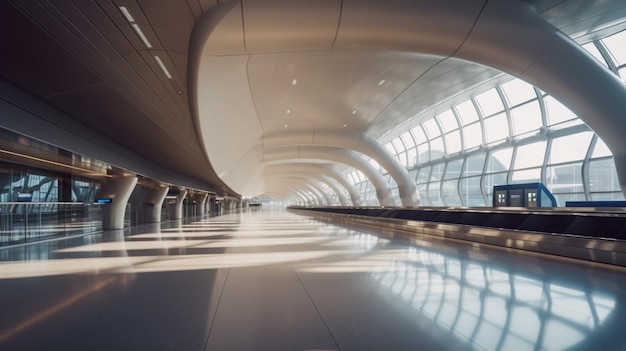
[1,208,626,350]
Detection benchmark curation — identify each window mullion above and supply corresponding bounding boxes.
[440,161,449,206]
[583,135,598,200]
[542,138,552,187]
[496,85,514,141]
[595,40,619,74]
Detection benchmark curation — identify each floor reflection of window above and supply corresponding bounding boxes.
[371,247,617,351]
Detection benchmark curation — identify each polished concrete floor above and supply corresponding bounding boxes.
[1,207,626,350]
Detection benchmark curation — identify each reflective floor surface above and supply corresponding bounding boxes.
[1,208,626,350]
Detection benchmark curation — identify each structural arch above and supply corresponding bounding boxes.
[260,146,394,206]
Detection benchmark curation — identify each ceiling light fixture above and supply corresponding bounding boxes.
[291,79,298,85]
[131,24,152,48]
[352,110,357,115]
[119,7,152,49]
[378,79,386,86]
[284,124,288,128]
[343,124,348,128]
[286,109,291,114]
[154,56,172,79]
[119,6,135,22]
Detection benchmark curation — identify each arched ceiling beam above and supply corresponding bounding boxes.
[267,181,321,205]
[262,161,362,206]
[260,146,394,206]
[281,190,310,206]
[264,175,336,206]
[264,189,297,200]
[265,189,306,205]
[257,130,420,206]
[262,164,352,206]
[288,190,309,206]
[264,172,345,206]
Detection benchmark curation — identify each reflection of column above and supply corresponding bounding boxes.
[97,176,137,230]
[173,189,187,220]
[143,186,168,223]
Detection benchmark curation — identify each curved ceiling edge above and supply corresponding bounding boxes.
[187,1,243,198]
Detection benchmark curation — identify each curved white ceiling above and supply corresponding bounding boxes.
[4,0,626,201]
[190,0,626,201]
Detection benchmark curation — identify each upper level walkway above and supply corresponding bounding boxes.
[1,208,625,350]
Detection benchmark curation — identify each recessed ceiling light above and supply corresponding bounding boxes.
[378,79,386,86]
[343,124,348,128]
[286,109,291,114]
[131,24,152,48]
[154,56,172,79]
[284,124,288,128]
[119,7,135,22]
[352,110,357,115]
[291,79,298,85]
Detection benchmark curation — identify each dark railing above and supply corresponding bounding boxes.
[290,206,626,241]
[290,206,626,266]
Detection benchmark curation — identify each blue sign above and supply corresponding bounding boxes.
[17,192,32,202]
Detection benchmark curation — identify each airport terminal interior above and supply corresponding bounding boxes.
[2,0,626,350]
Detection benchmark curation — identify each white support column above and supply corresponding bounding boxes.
[97,176,137,230]
[192,193,208,215]
[172,189,188,220]
[143,185,169,223]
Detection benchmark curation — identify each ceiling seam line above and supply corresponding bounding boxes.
[245,54,264,132]
[330,0,343,49]
[240,0,248,53]
[518,31,559,78]
[449,0,489,58]
[369,0,490,138]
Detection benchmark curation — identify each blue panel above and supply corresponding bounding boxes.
[566,201,626,208]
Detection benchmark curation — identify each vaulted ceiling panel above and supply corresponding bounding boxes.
[367,59,504,138]
[140,0,194,51]
[533,0,626,38]
[45,82,129,120]
[242,0,341,53]
[334,0,484,53]
[0,3,103,98]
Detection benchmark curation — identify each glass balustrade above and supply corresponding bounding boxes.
[0,203,104,246]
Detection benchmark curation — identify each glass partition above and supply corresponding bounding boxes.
[0,203,103,247]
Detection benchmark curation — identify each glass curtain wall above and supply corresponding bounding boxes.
[0,162,103,246]
[0,164,59,203]
[377,30,626,207]
[0,162,100,204]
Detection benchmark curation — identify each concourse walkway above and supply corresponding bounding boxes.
[1,208,626,350]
